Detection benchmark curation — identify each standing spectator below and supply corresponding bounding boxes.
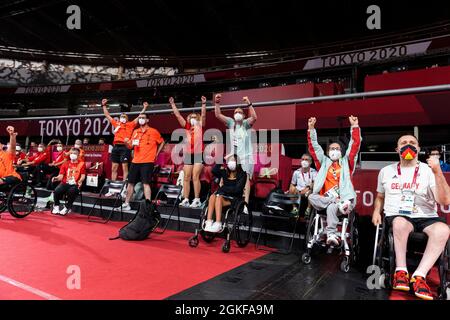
[215,94,257,213]
[102,98,148,186]
[169,96,206,208]
[121,113,165,210]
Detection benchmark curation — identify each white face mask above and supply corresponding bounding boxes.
[70,154,78,161]
[301,160,310,169]
[190,118,198,126]
[120,117,127,124]
[227,161,237,171]
[431,155,440,160]
[37,147,44,152]
[138,118,147,126]
[234,113,244,122]
[57,146,63,152]
[329,150,342,161]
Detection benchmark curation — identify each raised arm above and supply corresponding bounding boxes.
[345,115,362,174]
[307,117,325,168]
[214,94,231,125]
[428,157,450,205]
[169,97,186,128]
[133,101,149,124]
[101,99,114,123]
[6,126,17,154]
[200,96,207,127]
[243,96,257,127]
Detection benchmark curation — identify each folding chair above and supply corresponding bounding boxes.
[152,184,182,234]
[88,179,126,223]
[256,192,301,254]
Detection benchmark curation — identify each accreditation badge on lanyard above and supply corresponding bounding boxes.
[132,131,142,147]
[397,163,420,215]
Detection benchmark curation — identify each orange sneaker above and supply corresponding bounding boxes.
[392,270,410,291]
[411,276,434,300]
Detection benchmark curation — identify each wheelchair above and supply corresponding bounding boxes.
[0,179,37,218]
[301,207,359,273]
[188,194,253,253]
[374,216,450,300]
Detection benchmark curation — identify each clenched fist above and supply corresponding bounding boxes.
[308,117,316,130]
[201,96,207,104]
[101,99,108,106]
[427,156,442,174]
[169,97,175,105]
[349,115,359,126]
[242,96,251,105]
[215,94,222,104]
[143,101,149,109]
[6,126,15,135]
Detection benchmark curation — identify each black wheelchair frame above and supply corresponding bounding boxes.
[0,180,37,218]
[188,194,253,253]
[374,216,450,300]
[301,208,359,272]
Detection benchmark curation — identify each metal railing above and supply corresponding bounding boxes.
[1,83,450,122]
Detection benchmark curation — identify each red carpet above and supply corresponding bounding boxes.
[0,211,267,300]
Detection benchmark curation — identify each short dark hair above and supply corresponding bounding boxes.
[70,147,80,154]
[397,134,419,145]
[327,141,344,151]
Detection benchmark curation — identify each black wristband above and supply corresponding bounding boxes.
[247,103,253,107]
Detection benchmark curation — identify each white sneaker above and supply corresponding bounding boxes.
[326,233,340,246]
[189,198,202,208]
[203,220,213,232]
[209,221,223,233]
[59,207,70,216]
[243,205,249,214]
[51,206,60,215]
[104,191,115,197]
[179,198,190,207]
[121,202,131,211]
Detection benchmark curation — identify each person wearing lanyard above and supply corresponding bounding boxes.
[214,94,257,213]
[121,113,165,211]
[169,96,206,208]
[51,147,86,216]
[307,116,361,247]
[288,153,317,215]
[102,98,148,186]
[372,135,450,300]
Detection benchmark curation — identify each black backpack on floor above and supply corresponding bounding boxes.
[110,199,161,241]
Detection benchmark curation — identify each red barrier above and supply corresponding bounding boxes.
[364,65,450,92]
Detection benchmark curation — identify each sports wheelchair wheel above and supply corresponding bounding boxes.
[200,204,216,243]
[438,240,450,300]
[233,200,253,247]
[340,256,350,273]
[7,182,37,218]
[301,253,311,265]
[0,190,7,213]
[349,212,360,265]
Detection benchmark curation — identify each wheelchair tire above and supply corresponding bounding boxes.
[350,212,360,265]
[234,201,253,248]
[222,241,230,253]
[8,182,37,218]
[301,253,311,265]
[305,210,317,250]
[188,236,199,248]
[0,191,7,214]
[340,256,350,273]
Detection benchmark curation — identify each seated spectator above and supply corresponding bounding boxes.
[98,138,106,145]
[204,154,247,233]
[83,138,90,146]
[372,135,450,300]
[26,141,38,158]
[288,153,317,216]
[307,116,361,246]
[0,126,22,188]
[51,148,86,216]
[13,144,26,167]
[429,148,450,172]
[68,139,85,162]
[46,143,68,190]
[21,143,50,186]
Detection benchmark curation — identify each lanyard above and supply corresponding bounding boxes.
[300,169,311,183]
[397,163,420,191]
